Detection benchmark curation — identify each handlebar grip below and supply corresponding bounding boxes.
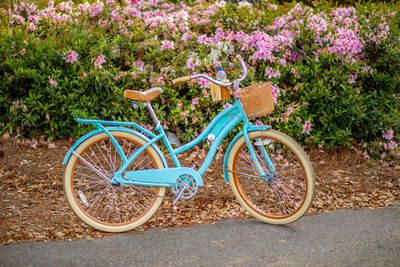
[172,76,192,85]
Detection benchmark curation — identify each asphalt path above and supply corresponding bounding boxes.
[1,207,399,267]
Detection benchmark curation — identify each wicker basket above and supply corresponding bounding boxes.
[238,82,274,118]
[210,82,231,102]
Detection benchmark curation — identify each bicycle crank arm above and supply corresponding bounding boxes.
[119,167,204,187]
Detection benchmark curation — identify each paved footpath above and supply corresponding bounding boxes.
[1,207,399,267]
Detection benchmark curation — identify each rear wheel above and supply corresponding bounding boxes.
[64,131,166,232]
[226,130,315,224]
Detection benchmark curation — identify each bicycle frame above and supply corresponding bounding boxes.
[63,99,273,188]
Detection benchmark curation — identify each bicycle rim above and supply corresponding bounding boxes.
[227,130,315,224]
[64,131,166,232]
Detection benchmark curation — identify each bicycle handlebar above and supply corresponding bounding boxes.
[172,55,248,88]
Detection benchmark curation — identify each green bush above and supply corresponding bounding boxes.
[0,0,399,160]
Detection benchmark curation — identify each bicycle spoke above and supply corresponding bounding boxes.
[126,186,157,198]
[75,165,111,182]
[75,182,106,193]
[86,147,111,177]
[119,187,148,211]
[117,187,139,217]
[66,132,166,230]
[239,152,257,170]
[275,167,303,174]
[97,141,114,172]
[276,171,305,182]
[131,153,151,171]
[74,171,109,184]
[270,182,292,214]
[230,131,313,220]
[273,179,303,202]
[88,185,111,216]
[73,151,110,182]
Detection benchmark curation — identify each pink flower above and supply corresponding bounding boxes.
[141,124,152,131]
[382,130,393,140]
[268,4,277,10]
[182,33,192,42]
[46,114,51,120]
[383,143,388,150]
[197,35,208,44]
[192,98,199,105]
[48,78,57,87]
[388,140,397,150]
[291,68,299,77]
[255,120,263,126]
[26,22,36,31]
[286,106,293,116]
[361,66,372,74]
[238,1,252,8]
[198,79,209,88]
[271,84,280,103]
[215,1,226,8]
[179,23,187,32]
[64,51,79,64]
[348,74,357,84]
[186,58,195,70]
[204,92,209,98]
[161,40,174,50]
[363,151,370,159]
[265,67,281,78]
[302,120,312,135]
[94,54,106,69]
[213,59,221,68]
[223,103,232,109]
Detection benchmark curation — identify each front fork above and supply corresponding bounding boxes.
[242,121,276,181]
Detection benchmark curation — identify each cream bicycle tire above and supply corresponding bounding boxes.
[227,130,315,224]
[64,131,166,232]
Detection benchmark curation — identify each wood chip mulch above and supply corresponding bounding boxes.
[0,138,399,246]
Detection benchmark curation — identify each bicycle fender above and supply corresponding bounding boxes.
[62,127,168,168]
[223,125,270,183]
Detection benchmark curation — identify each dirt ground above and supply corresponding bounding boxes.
[0,137,399,246]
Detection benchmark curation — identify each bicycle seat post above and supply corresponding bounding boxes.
[145,101,161,129]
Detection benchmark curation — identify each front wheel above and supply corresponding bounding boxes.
[64,131,166,232]
[226,130,315,224]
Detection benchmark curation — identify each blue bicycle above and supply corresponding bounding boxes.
[63,56,315,232]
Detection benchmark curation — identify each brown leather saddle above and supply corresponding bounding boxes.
[124,87,163,101]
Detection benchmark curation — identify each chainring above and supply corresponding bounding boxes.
[172,174,198,200]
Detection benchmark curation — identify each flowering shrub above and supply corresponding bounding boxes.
[0,0,399,161]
